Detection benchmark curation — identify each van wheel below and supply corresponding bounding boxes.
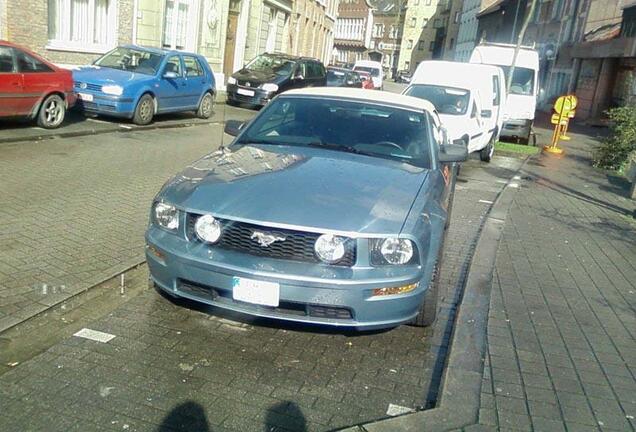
[37,94,66,129]
[480,136,495,162]
[133,94,154,125]
[197,92,214,119]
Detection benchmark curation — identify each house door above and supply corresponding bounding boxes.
[224,11,239,79]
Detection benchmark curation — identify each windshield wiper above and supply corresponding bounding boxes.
[236,138,280,145]
[307,141,366,155]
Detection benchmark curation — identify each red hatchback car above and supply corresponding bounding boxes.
[0,41,76,128]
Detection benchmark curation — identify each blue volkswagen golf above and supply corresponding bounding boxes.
[145,88,467,329]
[73,45,216,125]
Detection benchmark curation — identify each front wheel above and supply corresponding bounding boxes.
[480,136,495,162]
[411,260,441,327]
[197,92,214,119]
[37,94,66,129]
[133,94,154,125]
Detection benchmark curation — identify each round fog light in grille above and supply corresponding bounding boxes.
[314,234,347,264]
[195,215,222,243]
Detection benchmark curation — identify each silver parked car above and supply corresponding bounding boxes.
[145,88,467,329]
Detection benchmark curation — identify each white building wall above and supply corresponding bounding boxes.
[454,0,482,62]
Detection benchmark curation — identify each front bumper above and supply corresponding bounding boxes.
[226,84,275,106]
[145,225,428,329]
[76,93,135,118]
[501,119,532,140]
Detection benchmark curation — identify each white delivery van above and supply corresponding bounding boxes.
[403,60,506,162]
[470,43,540,144]
[353,60,384,90]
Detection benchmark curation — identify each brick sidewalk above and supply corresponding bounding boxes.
[475,129,636,431]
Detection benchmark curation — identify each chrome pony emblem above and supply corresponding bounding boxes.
[251,231,286,247]
[79,82,87,89]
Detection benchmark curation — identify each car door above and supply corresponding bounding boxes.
[182,55,207,108]
[467,94,486,153]
[0,46,23,116]
[16,49,60,116]
[155,55,187,112]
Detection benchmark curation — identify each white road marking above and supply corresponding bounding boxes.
[508,183,520,188]
[479,199,494,204]
[73,328,116,343]
[86,117,111,124]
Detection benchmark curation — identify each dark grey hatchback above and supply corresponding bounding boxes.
[146,88,467,329]
[226,53,327,107]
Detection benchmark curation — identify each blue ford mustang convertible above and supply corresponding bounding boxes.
[73,45,216,125]
[145,88,467,329]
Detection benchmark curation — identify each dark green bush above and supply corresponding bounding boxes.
[593,105,636,171]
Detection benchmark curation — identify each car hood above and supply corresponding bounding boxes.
[160,145,428,235]
[73,66,155,86]
[232,68,282,84]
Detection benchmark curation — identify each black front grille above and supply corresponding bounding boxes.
[75,82,102,92]
[187,215,356,266]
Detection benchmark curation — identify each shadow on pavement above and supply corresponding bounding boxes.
[265,401,307,431]
[157,401,210,432]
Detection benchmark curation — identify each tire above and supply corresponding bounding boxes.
[412,258,441,327]
[37,94,66,129]
[197,92,214,119]
[132,94,154,125]
[480,136,495,162]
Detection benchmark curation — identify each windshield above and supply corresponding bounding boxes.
[235,97,431,168]
[94,47,164,75]
[327,69,347,85]
[499,66,535,95]
[404,85,470,115]
[354,66,380,77]
[245,54,296,76]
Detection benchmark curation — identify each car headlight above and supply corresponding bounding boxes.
[260,83,279,92]
[374,238,415,265]
[227,76,237,85]
[102,85,124,96]
[194,214,222,244]
[154,202,179,231]
[314,234,347,264]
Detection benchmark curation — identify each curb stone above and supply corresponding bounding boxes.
[339,161,525,432]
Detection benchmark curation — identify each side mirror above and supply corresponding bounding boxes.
[163,71,178,79]
[481,109,493,118]
[295,73,304,81]
[439,143,468,163]
[224,119,245,137]
[346,80,354,86]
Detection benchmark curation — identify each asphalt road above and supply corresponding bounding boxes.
[0,86,523,432]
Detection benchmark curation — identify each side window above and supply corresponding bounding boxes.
[0,47,15,73]
[164,56,182,76]
[16,51,53,73]
[183,56,204,77]
[492,75,501,106]
[297,62,307,78]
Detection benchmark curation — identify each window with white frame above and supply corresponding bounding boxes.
[163,0,196,50]
[47,0,116,52]
[373,23,384,38]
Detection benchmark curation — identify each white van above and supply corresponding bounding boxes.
[403,60,506,162]
[470,43,540,144]
[353,60,384,90]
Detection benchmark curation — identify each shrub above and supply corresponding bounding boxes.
[593,105,636,171]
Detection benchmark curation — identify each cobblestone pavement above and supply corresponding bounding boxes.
[0,105,253,332]
[473,127,636,432]
[0,147,522,431]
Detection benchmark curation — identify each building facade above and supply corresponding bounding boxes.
[2,0,134,65]
[397,0,454,72]
[441,0,463,59]
[2,0,337,87]
[454,0,489,61]
[369,0,406,75]
[333,0,374,64]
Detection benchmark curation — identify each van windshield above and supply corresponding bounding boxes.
[245,54,296,76]
[354,66,380,77]
[499,66,535,95]
[404,85,470,116]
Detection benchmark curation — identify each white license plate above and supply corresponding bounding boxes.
[232,277,279,307]
[78,93,93,102]
[237,88,255,97]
